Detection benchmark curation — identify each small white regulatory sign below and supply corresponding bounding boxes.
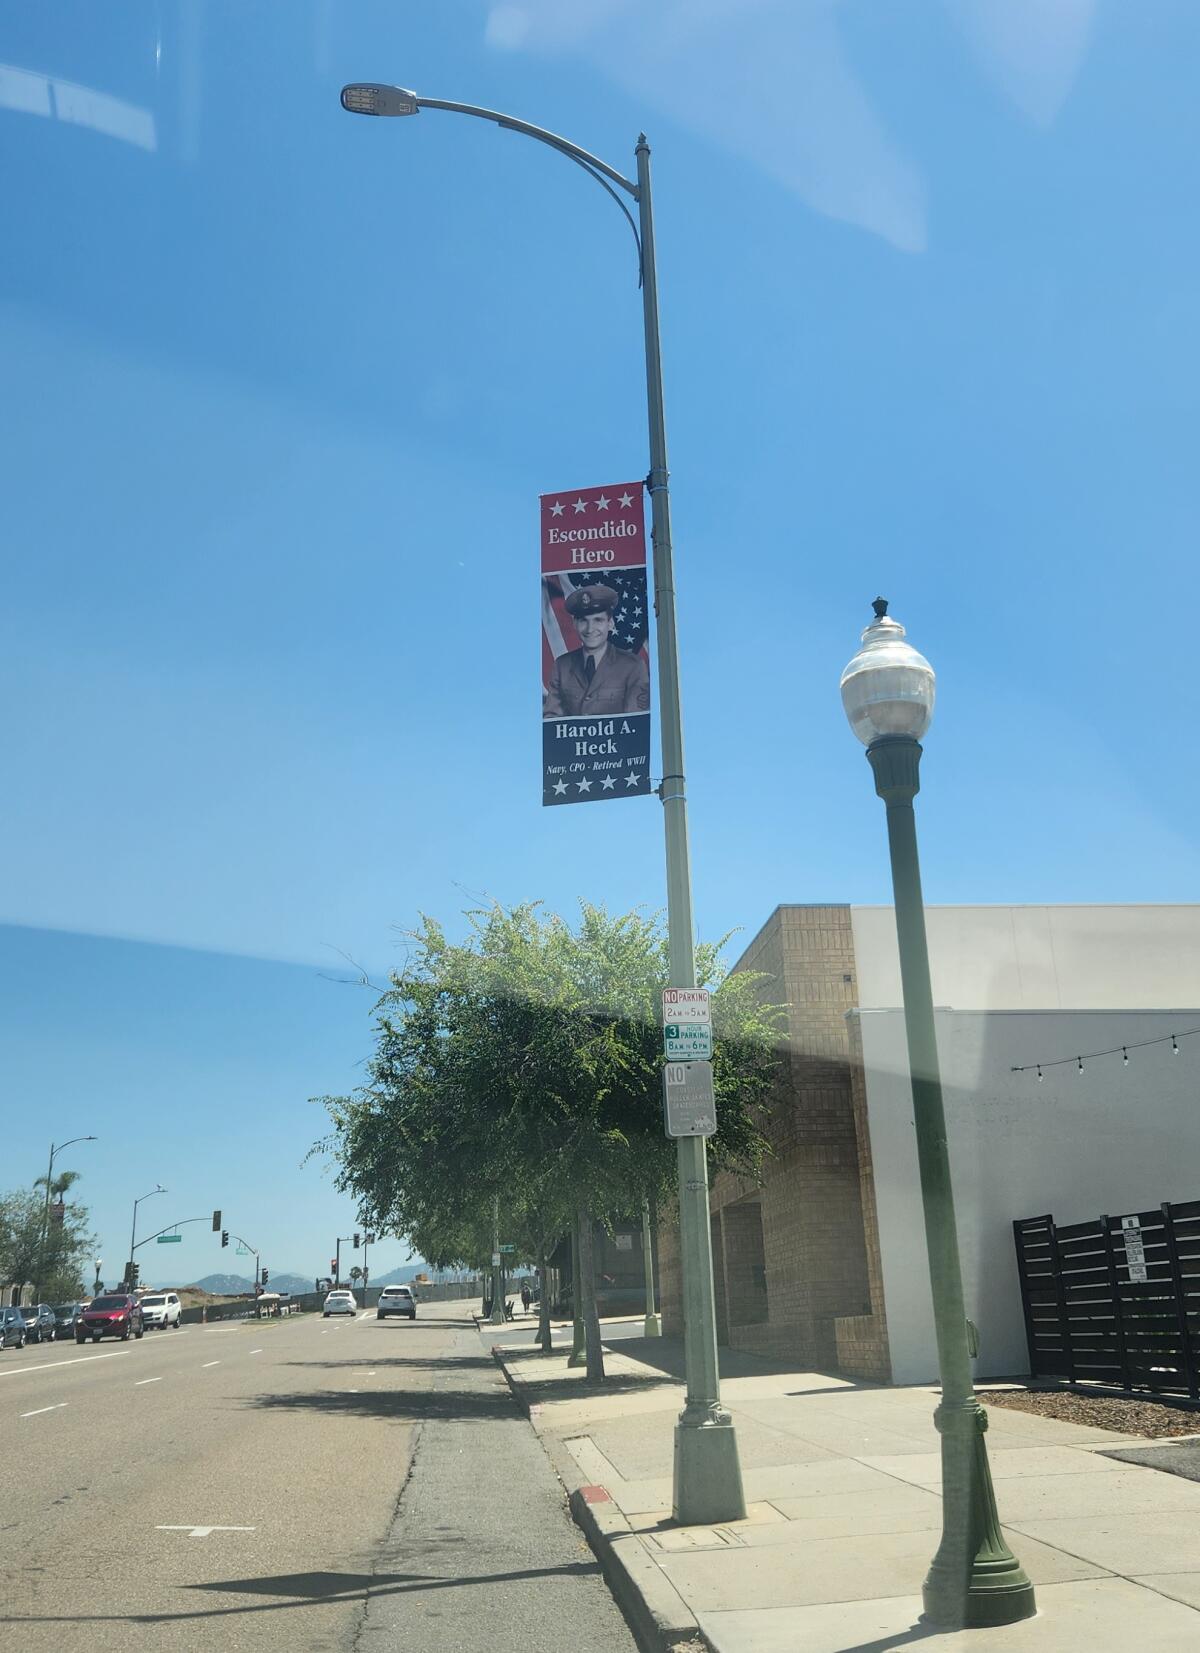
[663,1060,716,1138]
[1121,1215,1149,1284]
[662,988,711,1025]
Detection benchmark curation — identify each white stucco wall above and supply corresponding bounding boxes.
[851,905,1200,1011]
[855,1005,1200,1385]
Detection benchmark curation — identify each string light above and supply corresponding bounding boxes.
[1012,1025,1200,1077]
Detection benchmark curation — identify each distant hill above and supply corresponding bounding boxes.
[369,1262,426,1288]
[177,1272,314,1296]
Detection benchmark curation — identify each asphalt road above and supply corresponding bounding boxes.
[1,1302,637,1652]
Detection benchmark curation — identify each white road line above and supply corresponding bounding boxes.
[0,1351,126,1381]
[201,1361,220,1369]
[21,1403,68,1419]
[156,1524,256,1539]
[135,1377,163,1386]
[249,1348,263,1354]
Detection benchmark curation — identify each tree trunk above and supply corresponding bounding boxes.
[578,1205,605,1384]
[536,1238,553,1352]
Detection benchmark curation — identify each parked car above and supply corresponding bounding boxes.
[322,1289,357,1317]
[1,1306,28,1349]
[20,1303,57,1343]
[139,1291,182,1330]
[52,1302,87,1336]
[377,1285,416,1321]
[76,1293,144,1343]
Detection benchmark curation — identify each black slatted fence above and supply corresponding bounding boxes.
[1013,1200,1200,1399]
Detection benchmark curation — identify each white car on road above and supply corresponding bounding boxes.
[140,1292,182,1330]
[322,1290,357,1317]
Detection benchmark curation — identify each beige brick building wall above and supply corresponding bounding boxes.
[659,904,888,1378]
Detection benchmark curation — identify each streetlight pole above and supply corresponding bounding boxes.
[840,600,1036,1629]
[339,82,743,1527]
[490,1194,505,1326]
[128,1185,166,1290]
[36,1134,96,1298]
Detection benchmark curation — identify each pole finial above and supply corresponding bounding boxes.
[872,596,889,619]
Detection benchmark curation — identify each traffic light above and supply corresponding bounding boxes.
[212,1210,222,1232]
[330,1258,337,1273]
[261,1268,269,1286]
[315,1277,321,1293]
[353,1232,361,1249]
[221,1230,229,1248]
[129,1261,140,1289]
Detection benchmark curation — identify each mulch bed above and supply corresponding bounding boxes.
[978,1387,1200,1438]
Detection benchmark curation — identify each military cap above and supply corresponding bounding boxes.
[565,584,619,618]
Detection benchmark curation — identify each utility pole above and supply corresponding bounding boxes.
[490,1195,505,1326]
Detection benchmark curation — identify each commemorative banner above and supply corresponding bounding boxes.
[540,481,652,806]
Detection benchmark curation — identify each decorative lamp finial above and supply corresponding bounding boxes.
[872,596,889,620]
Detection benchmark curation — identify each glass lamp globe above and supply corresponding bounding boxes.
[840,598,935,747]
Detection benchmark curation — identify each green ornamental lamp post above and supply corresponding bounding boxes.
[840,599,1036,1630]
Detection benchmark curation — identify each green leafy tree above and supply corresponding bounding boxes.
[1,1182,98,1302]
[314,901,783,1379]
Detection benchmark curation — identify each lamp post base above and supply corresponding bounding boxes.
[642,1312,662,1337]
[673,1416,746,1527]
[922,1404,1038,1629]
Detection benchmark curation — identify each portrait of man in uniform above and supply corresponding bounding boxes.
[542,583,651,718]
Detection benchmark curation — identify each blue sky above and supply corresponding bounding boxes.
[3,3,1199,1277]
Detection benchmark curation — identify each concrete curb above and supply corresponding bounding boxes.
[569,1485,708,1653]
[492,1346,709,1653]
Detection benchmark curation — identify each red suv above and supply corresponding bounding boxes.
[76,1294,144,1344]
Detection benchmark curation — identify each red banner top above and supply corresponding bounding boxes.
[540,481,646,574]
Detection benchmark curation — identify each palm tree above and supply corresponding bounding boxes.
[34,1169,82,1202]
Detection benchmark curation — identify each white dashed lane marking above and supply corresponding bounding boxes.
[135,1377,163,1386]
[21,1403,68,1419]
[156,1524,257,1540]
[201,1361,220,1369]
[0,1351,126,1380]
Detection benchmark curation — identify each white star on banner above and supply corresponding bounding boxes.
[624,772,641,787]
[618,491,634,508]
[595,494,610,511]
[572,497,588,514]
[577,776,593,792]
[600,775,617,790]
[550,500,565,517]
[552,778,568,796]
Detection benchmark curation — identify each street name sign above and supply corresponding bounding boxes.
[664,1022,713,1060]
[663,1060,716,1138]
[156,1234,182,1244]
[499,1243,516,1254]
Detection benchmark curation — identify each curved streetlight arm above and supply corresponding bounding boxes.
[133,1215,217,1252]
[412,97,643,275]
[415,97,637,196]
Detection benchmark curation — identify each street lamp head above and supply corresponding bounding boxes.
[341,83,420,118]
[840,597,935,746]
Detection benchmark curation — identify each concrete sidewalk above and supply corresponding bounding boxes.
[491,1323,1200,1652]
